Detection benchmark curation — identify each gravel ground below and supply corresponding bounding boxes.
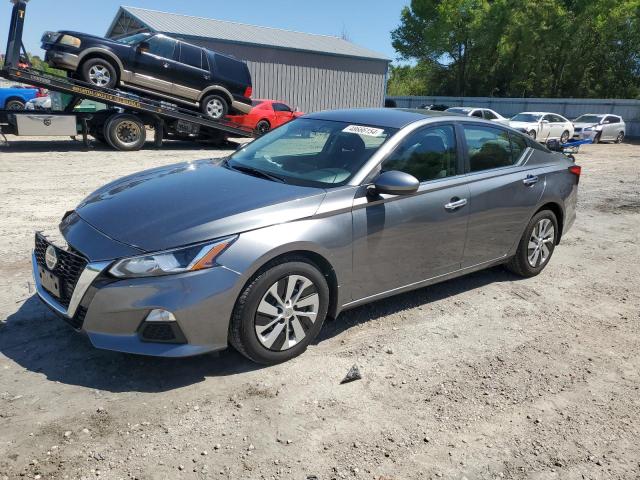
[0,136,639,480]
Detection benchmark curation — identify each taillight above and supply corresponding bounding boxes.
[569,165,581,183]
[244,86,252,98]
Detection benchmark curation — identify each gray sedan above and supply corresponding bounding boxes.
[32,109,580,364]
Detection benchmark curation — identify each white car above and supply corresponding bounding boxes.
[25,96,51,110]
[573,114,625,143]
[446,107,509,124]
[509,112,574,143]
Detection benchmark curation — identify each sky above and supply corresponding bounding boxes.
[1,0,410,61]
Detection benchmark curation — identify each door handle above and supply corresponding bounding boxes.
[523,175,539,186]
[444,198,467,211]
[162,62,170,69]
[203,74,211,80]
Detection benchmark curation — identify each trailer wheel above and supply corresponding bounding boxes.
[104,114,146,151]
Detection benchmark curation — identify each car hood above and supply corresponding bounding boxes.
[59,30,124,46]
[75,159,326,253]
[572,122,598,129]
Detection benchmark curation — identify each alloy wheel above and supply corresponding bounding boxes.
[527,218,555,268]
[560,131,570,143]
[88,65,112,87]
[616,132,624,144]
[254,275,319,351]
[205,98,224,119]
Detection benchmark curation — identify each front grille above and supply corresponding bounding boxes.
[67,305,87,330]
[34,233,88,308]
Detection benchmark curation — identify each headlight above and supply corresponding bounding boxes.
[109,236,237,278]
[58,35,82,48]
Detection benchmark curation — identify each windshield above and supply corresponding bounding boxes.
[228,118,398,187]
[116,33,151,45]
[511,113,542,122]
[446,107,471,114]
[574,115,603,124]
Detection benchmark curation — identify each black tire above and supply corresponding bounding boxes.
[92,129,107,145]
[104,114,146,151]
[616,131,624,144]
[80,58,118,89]
[506,210,558,278]
[528,130,537,140]
[256,120,271,136]
[229,257,330,365]
[592,133,601,144]
[560,130,570,143]
[5,98,25,110]
[201,94,229,120]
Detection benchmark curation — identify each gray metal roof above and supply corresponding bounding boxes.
[112,6,390,62]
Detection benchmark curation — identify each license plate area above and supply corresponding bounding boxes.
[38,266,61,299]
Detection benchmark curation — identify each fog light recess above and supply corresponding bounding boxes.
[145,309,176,322]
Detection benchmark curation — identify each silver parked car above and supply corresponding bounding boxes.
[32,109,580,364]
[446,107,509,125]
[572,114,625,143]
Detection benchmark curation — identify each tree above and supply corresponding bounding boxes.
[390,0,640,99]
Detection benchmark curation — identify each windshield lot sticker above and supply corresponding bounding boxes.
[342,125,385,137]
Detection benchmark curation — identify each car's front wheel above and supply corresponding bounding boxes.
[81,58,118,89]
[616,131,625,144]
[229,258,330,364]
[560,130,570,143]
[528,130,537,140]
[201,94,229,120]
[506,210,558,278]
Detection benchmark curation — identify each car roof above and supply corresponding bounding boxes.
[305,108,453,129]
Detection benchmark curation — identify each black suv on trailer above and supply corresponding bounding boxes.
[42,31,253,119]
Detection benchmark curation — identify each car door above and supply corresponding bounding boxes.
[460,124,545,267]
[350,124,470,301]
[129,35,179,95]
[539,114,554,140]
[601,116,618,140]
[272,103,295,127]
[173,43,210,101]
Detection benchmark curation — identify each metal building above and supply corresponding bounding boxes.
[106,7,390,113]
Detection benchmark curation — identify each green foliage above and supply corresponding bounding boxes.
[390,0,640,98]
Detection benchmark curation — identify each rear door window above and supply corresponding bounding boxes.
[179,43,203,69]
[463,125,514,172]
[509,132,529,163]
[483,110,498,120]
[471,110,483,118]
[273,103,292,112]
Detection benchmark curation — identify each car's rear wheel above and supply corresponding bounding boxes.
[104,114,146,151]
[560,130,570,143]
[5,99,25,110]
[528,130,537,140]
[616,131,624,144]
[201,94,228,120]
[506,210,558,278]
[256,120,271,135]
[229,258,329,365]
[81,58,117,89]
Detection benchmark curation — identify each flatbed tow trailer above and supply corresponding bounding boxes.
[0,0,256,151]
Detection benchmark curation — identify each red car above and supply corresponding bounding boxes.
[227,99,303,135]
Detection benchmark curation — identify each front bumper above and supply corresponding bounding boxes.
[32,251,242,357]
[44,50,79,70]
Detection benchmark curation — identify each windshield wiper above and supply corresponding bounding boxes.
[226,162,286,183]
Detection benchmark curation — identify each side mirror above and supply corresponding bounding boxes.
[371,171,419,196]
[136,42,150,53]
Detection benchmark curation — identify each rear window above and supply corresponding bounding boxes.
[211,53,251,85]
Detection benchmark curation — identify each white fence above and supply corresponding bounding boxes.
[388,96,640,138]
